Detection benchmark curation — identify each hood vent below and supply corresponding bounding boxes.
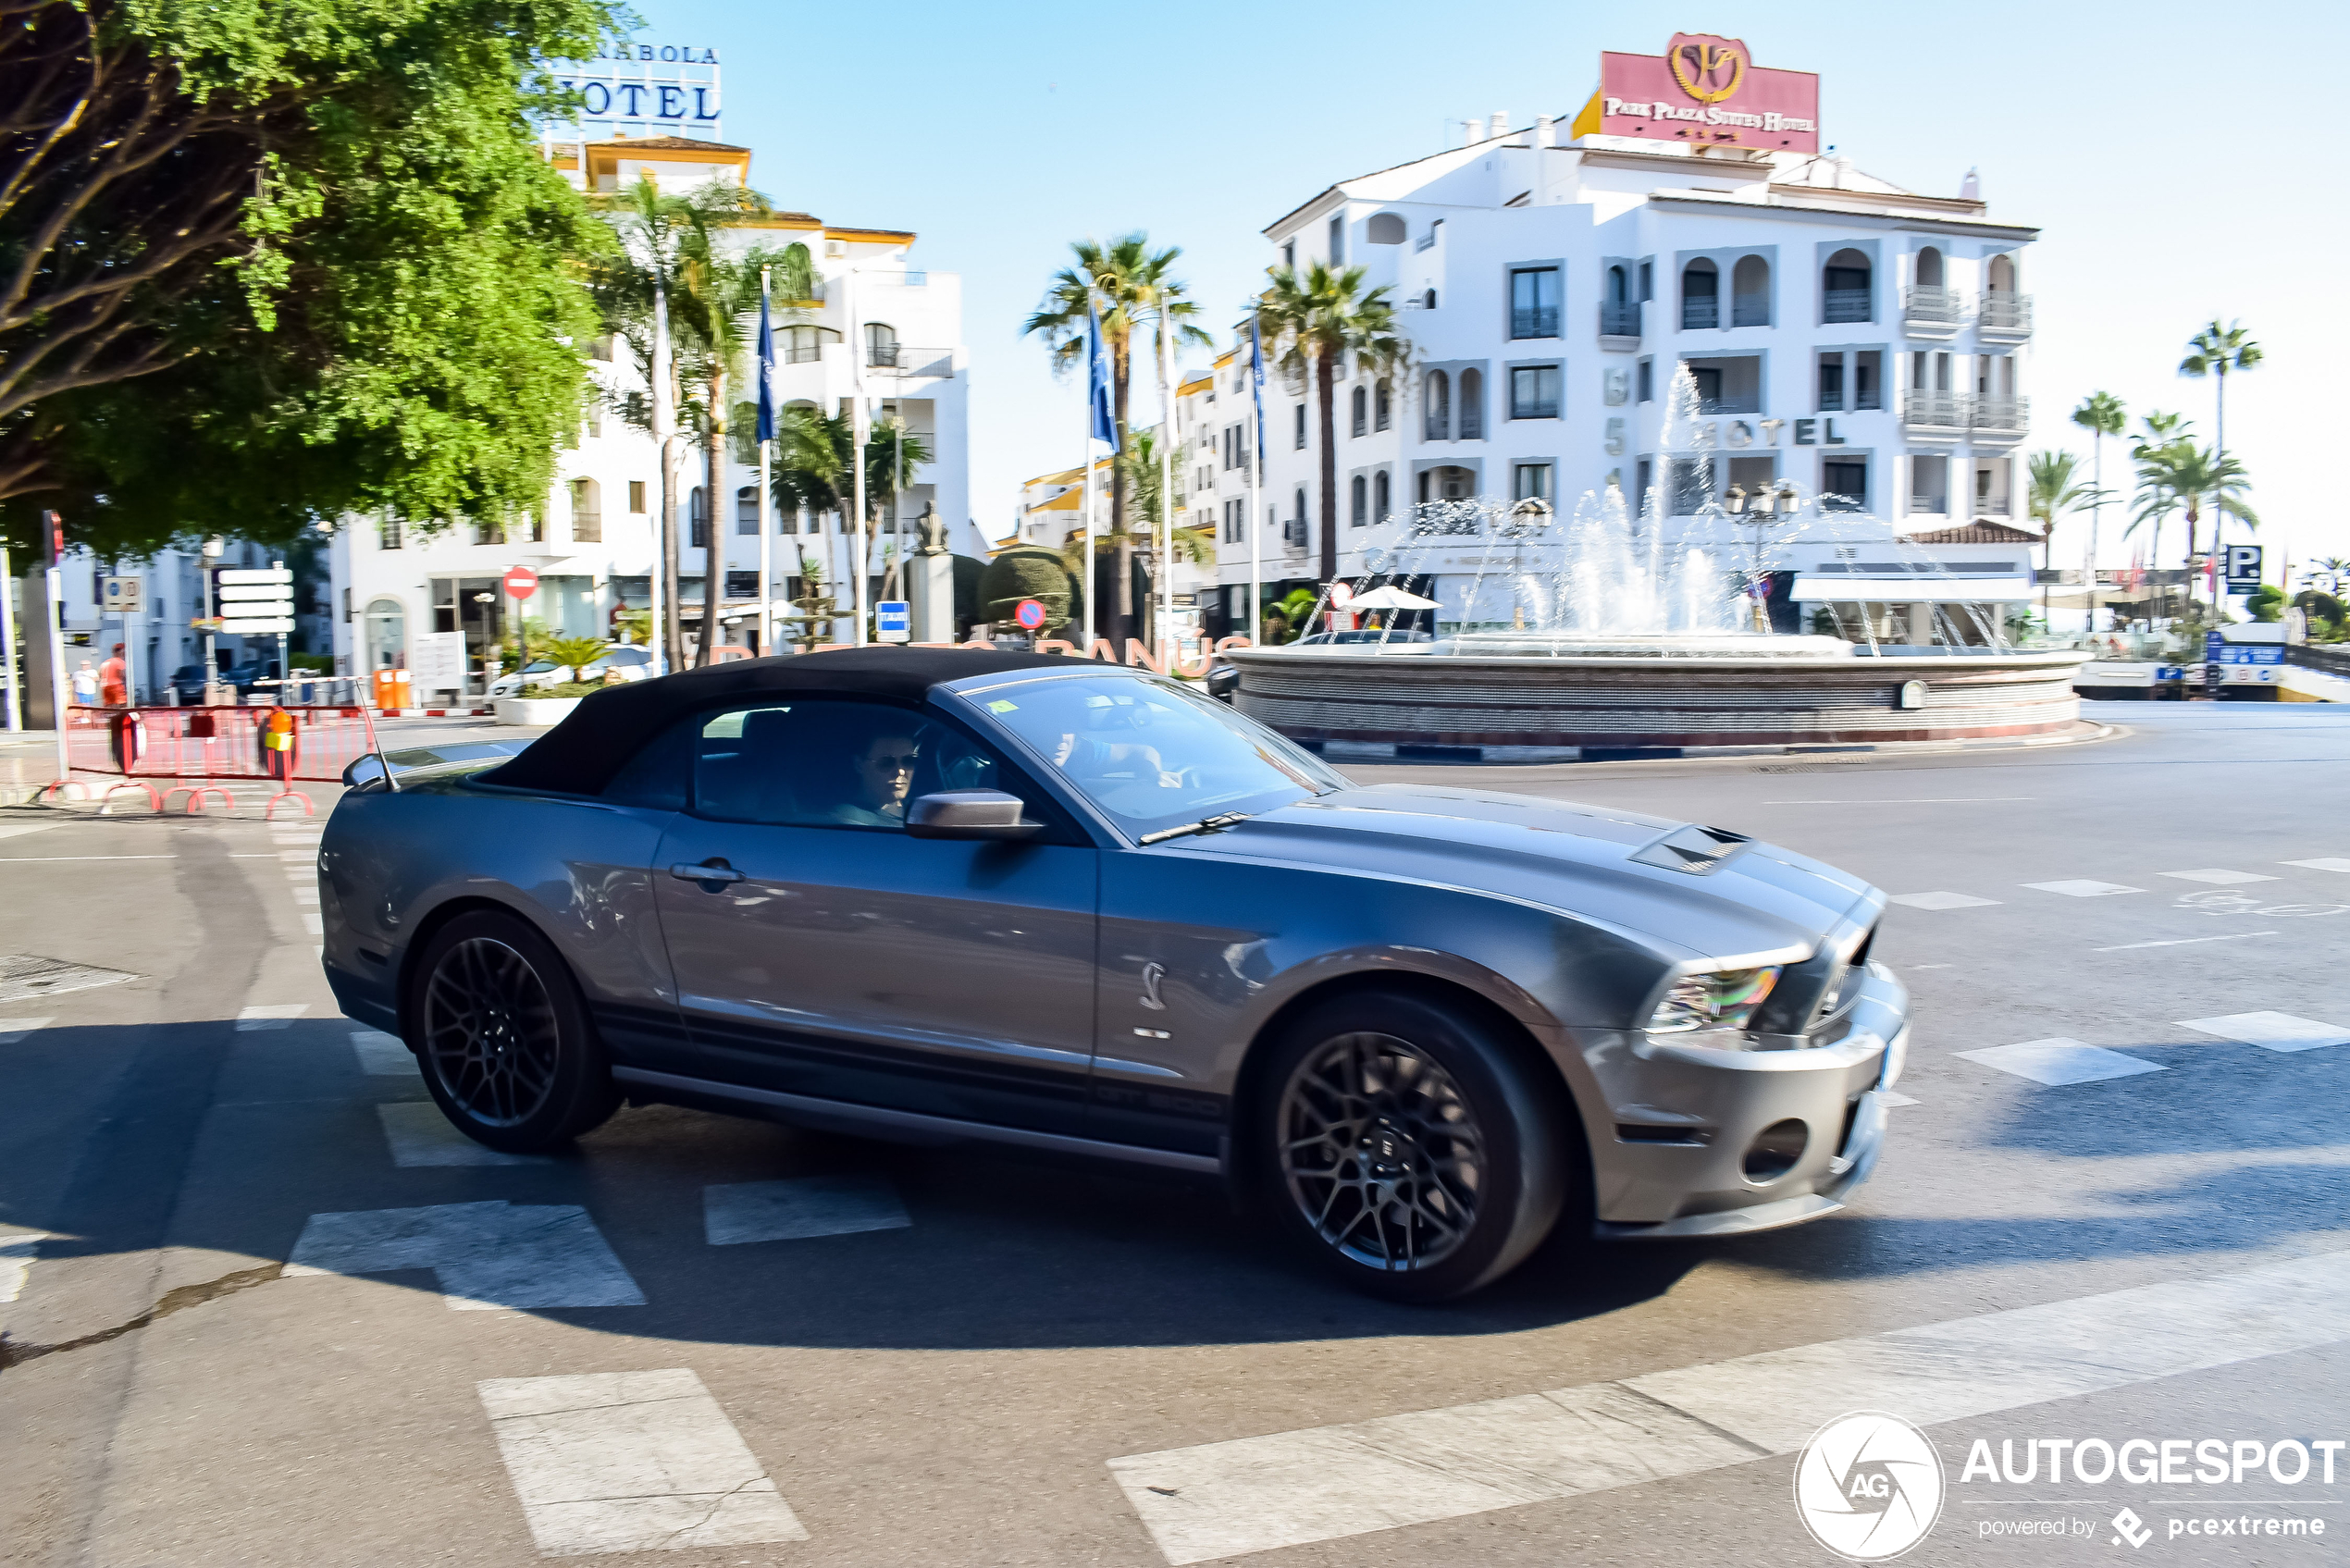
[1629,824,1750,876]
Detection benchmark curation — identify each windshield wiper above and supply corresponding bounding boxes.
[1137,811,1254,846]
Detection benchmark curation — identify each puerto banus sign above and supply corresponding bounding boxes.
[1571,33,1819,154]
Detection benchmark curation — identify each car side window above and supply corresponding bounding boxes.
[600,714,697,809]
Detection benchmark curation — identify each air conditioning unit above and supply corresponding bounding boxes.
[824,239,847,257]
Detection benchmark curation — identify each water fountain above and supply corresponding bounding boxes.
[1228,369,2091,757]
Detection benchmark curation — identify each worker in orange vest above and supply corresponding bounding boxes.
[99,644,127,706]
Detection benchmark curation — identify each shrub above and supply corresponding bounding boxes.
[976,547,1078,636]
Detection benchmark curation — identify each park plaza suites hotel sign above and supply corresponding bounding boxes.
[1570,32,1819,153]
[549,42,723,140]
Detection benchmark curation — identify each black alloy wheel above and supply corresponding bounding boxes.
[1259,990,1571,1301]
[408,910,618,1153]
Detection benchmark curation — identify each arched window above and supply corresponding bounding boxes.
[1350,474,1367,527]
[736,485,760,536]
[1366,213,1407,244]
[864,322,898,367]
[1286,488,1308,548]
[1351,385,1367,438]
[364,599,405,673]
[1373,468,1391,522]
[1915,246,1944,288]
[784,325,826,364]
[1986,253,2015,293]
[1425,370,1450,440]
[1434,464,1475,501]
[1608,265,1628,303]
[1731,255,1771,327]
[1458,368,1484,439]
[1823,248,1872,323]
[688,486,709,548]
[1421,288,1438,310]
[1681,260,1719,329]
[569,478,602,543]
[1374,377,1392,431]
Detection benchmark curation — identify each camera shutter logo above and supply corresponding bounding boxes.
[1793,1411,1945,1561]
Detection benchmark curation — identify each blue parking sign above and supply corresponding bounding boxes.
[876,599,910,642]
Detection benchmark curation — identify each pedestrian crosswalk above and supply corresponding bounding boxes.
[285,1200,646,1310]
[1890,855,2350,914]
[1953,1011,2346,1087]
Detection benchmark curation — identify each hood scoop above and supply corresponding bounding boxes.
[1629,823,1750,876]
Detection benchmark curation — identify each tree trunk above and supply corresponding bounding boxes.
[661,424,684,673]
[1110,345,1135,647]
[1316,349,1339,581]
[695,366,725,667]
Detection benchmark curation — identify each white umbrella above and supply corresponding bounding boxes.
[1346,585,1441,611]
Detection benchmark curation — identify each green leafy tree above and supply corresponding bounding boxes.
[976,545,1078,637]
[2180,320,2262,607]
[1253,261,1410,580]
[3,0,616,556]
[2070,391,2126,620]
[1021,235,1210,643]
[2024,451,2094,611]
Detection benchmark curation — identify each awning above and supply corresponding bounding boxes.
[1789,575,2036,604]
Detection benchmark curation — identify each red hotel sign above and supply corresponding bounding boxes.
[1573,33,1819,154]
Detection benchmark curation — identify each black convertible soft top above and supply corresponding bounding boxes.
[490,647,1082,796]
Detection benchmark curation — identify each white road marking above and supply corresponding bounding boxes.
[1878,1091,1920,1107]
[2095,931,2277,952]
[0,823,60,842]
[1109,1248,2350,1565]
[1954,1037,2165,1086]
[0,1229,47,1303]
[704,1176,910,1246]
[351,1029,421,1078]
[278,850,316,863]
[1887,892,2001,910]
[2023,879,2142,897]
[290,888,319,906]
[2159,868,2281,885]
[376,1102,550,1167]
[476,1369,808,1555]
[0,1016,55,1044]
[235,1003,308,1031]
[285,1200,644,1310]
[1761,797,2034,805]
[2282,858,2350,873]
[0,854,176,861]
[2178,1011,2350,1053]
[303,914,323,935]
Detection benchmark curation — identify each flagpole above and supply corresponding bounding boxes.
[848,268,869,647]
[1247,317,1265,645]
[649,271,673,675]
[1081,438,1095,650]
[757,267,773,656]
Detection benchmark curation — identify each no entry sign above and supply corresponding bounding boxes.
[503,565,539,601]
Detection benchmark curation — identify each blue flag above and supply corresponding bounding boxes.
[1086,303,1119,453]
[1247,315,1267,475]
[754,279,777,443]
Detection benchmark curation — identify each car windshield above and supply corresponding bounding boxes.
[968,673,1343,839]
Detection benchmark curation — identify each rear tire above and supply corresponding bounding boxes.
[1255,989,1568,1302]
[406,909,619,1153]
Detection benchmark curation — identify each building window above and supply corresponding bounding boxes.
[1223,499,1243,543]
[570,479,601,543]
[1987,252,2017,293]
[1286,488,1307,547]
[1293,403,1306,450]
[688,486,709,548]
[736,486,760,536]
[1421,288,1438,310]
[1458,368,1483,438]
[1512,463,1552,503]
[1374,377,1391,430]
[377,516,403,550]
[1823,249,1872,324]
[1637,357,1653,402]
[1374,469,1391,522]
[1425,370,1450,440]
[364,599,406,672]
[1669,458,1708,515]
[1731,255,1771,327]
[1910,454,1949,514]
[1281,239,1296,269]
[629,480,647,513]
[864,322,898,367]
[1818,354,1845,412]
[1328,215,1343,265]
[585,400,602,438]
[1680,259,1718,330]
[1639,259,1654,300]
[1367,213,1405,244]
[1508,365,1560,420]
[1916,246,1944,288]
[1854,350,1882,410]
[1350,474,1367,527]
[1509,266,1560,338]
[1637,458,1652,505]
[1351,385,1367,438]
[1823,457,1868,512]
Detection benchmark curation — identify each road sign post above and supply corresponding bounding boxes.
[503,566,538,683]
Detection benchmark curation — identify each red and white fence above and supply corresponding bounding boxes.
[46,704,386,817]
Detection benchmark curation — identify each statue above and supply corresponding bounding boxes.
[914,501,950,557]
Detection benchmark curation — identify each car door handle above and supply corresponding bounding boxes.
[668,860,746,884]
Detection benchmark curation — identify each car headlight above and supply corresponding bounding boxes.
[1647,965,1782,1035]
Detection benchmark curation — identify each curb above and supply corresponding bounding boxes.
[1320,720,2121,767]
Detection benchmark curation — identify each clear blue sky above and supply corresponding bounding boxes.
[621,0,2344,570]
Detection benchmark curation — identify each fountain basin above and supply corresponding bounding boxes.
[1230,646,2093,753]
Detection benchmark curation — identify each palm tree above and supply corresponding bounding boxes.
[2024,451,2094,618]
[2136,440,2257,621]
[1113,427,1214,609]
[2070,391,2125,625]
[1253,261,1410,581]
[2180,320,2262,608]
[1021,235,1211,644]
[864,417,932,599]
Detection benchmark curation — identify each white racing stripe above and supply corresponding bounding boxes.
[1110,1249,2350,1565]
[477,1369,808,1555]
[286,1200,644,1310]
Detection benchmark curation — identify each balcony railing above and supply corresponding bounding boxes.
[1599,302,1640,339]
[1696,396,1761,416]
[1902,285,1960,326]
[1510,305,1559,339]
[1731,297,1770,327]
[1979,291,2034,335]
[1823,289,1873,324]
[867,347,956,378]
[571,512,603,543]
[1901,389,1966,430]
[785,345,823,364]
[1907,496,1948,515]
[867,344,899,367]
[1681,297,1717,330]
[1972,394,2031,433]
[1973,494,2012,515]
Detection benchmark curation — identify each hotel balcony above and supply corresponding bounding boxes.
[1900,389,1967,440]
[1598,302,1640,352]
[1978,291,2034,340]
[1901,285,1961,339]
[865,345,958,380]
[1681,298,1717,331]
[1971,394,2030,441]
[1822,289,1873,325]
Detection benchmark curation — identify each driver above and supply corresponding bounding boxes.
[1033,691,1181,787]
[831,725,921,826]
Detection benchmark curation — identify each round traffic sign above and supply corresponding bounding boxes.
[1328,581,1354,607]
[1013,598,1047,630]
[502,565,539,601]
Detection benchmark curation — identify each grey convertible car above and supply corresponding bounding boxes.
[323,648,1909,1300]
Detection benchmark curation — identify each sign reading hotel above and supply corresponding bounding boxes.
[1572,33,1818,154]
[549,41,723,142]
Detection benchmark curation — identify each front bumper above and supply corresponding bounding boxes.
[1584,961,1910,1236]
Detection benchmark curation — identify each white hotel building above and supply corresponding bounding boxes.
[1203,117,2044,639]
[327,135,977,689]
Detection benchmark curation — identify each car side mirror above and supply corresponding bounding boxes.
[905,789,1043,841]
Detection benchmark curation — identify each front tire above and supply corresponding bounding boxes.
[1256,990,1568,1302]
[407,910,619,1153]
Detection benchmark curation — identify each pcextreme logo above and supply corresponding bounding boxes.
[1795,1412,1948,1561]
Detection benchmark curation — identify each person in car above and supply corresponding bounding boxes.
[829,726,921,827]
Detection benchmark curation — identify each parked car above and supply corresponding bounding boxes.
[323,648,1907,1300]
[487,644,654,698]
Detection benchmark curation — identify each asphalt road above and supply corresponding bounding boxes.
[3,700,2347,1567]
